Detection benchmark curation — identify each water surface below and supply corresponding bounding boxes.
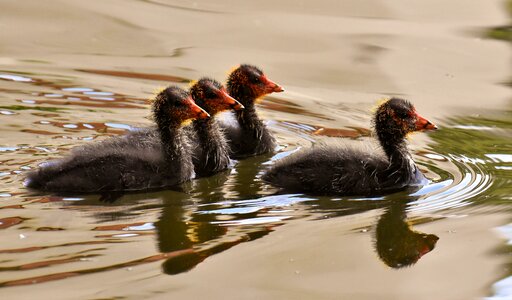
[0,0,511,299]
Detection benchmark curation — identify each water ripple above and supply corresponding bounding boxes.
[409,153,495,213]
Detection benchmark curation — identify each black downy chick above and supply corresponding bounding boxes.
[262,98,437,196]
[25,86,209,193]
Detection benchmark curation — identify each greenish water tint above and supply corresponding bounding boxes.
[431,112,511,204]
[487,0,512,42]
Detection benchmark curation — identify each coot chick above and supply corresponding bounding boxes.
[25,87,209,193]
[189,78,244,177]
[262,98,437,196]
[222,64,284,158]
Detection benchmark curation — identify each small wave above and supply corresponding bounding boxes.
[408,153,494,213]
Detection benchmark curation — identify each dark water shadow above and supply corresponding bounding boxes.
[373,197,439,268]
[150,177,443,274]
[301,189,440,268]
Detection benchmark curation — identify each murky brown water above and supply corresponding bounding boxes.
[1,0,511,299]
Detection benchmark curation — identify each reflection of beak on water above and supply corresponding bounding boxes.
[374,203,439,269]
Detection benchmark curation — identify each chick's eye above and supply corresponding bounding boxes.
[249,75,261,84]
[204,90,218,99]
[175,100,187,108]
[396,110,409,119]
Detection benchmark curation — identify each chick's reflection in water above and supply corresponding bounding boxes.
[374,201,439,268]
[155,174,229,275]
[155,167,274,275]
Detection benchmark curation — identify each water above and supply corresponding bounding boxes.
[0,1,511,299]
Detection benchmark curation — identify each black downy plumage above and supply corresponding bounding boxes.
[188,78,244,177]
[262,98,437,196]
[25,87,209,193]
[221,64,284,158]
[111,78,245,178]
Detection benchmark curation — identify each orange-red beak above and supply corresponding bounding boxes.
[414,111,437,131]
[185,96,210,119]
[262,75,284,94]
[219,88,244,111]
